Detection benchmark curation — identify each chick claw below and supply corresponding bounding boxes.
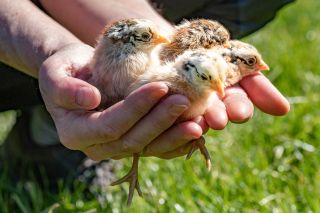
[186,136,212,171]
[111,153,142,206]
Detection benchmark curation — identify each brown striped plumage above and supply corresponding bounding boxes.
[159,19,231,62]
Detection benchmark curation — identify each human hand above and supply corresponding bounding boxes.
[39,43,206,160]
[204,72,290,129]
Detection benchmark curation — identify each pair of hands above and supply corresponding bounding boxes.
[39,43,290,161]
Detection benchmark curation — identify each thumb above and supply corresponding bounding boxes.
[39,62,101,110]
[55,77,101,110]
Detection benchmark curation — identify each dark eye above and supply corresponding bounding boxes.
[141,32,151,41]
[246,57,257,66]
[183,62,196,72]
[201,74,208,80]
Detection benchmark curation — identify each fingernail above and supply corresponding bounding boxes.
[76,87,95,107]
[169,104,188,116]
[192,116,202,124]
[149,84,168,100]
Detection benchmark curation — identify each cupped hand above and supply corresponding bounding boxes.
[38,43,205,160]
[204,72,290,129]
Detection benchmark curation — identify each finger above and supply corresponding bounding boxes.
[204,94,228,129]
[85,94,190,159]
[89,122,203,160]
[156,142,194,159]
[91,143,193,161]
[83,142,135,161]
[95,116,207,160]
[110,119,204,159]
[143,121,202,156]
[61,82,169,150]
[111,154,131,160]
[240,73,290,115]
[116,94,190,153]
[223,85,254,123]
[191,116,209,134]
[39,61,101,110]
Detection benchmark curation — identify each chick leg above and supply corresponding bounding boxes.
[111,153,142,205]
[186,136,212,171]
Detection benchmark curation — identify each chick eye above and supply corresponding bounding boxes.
[246,57,257,66]
[201,74,208,80]
[141,32,151,41]
[183,62,196,72]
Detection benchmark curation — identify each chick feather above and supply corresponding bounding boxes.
[159,19,231,62]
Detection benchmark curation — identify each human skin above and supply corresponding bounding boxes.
[0,0,289,160]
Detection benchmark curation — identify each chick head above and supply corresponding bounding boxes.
[105,19,170,51]
[229,40,269,75]
[174,49,227,97]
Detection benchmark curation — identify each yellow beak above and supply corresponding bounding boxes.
[153,34,170,44]
[211,79,225,98]
[257,60,270,71]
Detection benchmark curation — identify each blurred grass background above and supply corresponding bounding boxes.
[1,0,320,212]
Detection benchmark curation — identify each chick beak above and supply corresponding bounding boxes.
[153,34,170,44]
[257,60,270,71]
[211,79,225,98]
[223,41,232,48]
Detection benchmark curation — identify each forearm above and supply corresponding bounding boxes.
[40,0,173,46]
[0,0,81,78]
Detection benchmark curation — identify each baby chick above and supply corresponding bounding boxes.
[132,49,227,118]
[159,19,231,62]
[115,49,227,204]
[133,49,228,166]
[214,40,270,87]
[88,18,170,108]
[87,19,169,205]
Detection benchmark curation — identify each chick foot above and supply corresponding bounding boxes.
[186,136,211,170]
[111,153,142,205]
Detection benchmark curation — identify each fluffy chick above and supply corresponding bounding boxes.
[131,49,227,118]
[115,49,227,205]
[214,40,270,87]
[159,19,231,62]
[88,18,169,108]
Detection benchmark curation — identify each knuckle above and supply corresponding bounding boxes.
[121,137,142,153]
[99,124,122,141]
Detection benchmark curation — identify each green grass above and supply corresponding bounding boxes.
[1,0,320,212]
